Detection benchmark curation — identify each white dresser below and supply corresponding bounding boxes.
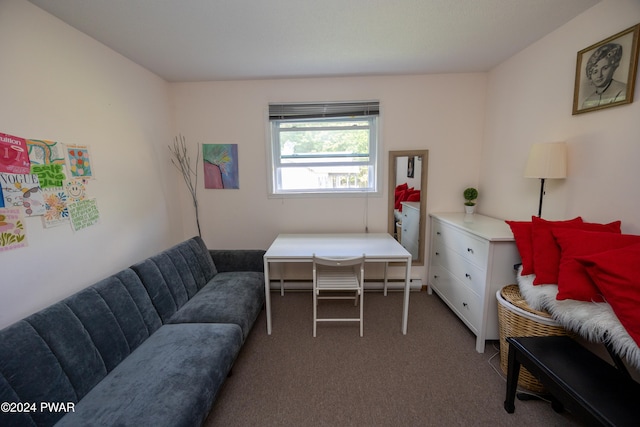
[400,202,420,259]
[428,212,520,353]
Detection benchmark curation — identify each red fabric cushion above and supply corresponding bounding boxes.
[531,216,583,285]
[505,221,535,275]
[577,243,640,347]
[394,184,409,209]
[395,187,415,210]
[406,190,420,202]
[553,229,640,301]
[394,190,406,210]
[394,190,404,210]
[531,217,621,285]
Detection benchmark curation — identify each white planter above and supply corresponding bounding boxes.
[464,205,475,214]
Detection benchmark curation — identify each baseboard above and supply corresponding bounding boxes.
[269,279,423,291]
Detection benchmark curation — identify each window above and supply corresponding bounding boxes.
[268,101,380,196]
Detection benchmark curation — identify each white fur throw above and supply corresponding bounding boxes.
[516,268,640,370]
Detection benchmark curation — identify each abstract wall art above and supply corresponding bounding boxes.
[203,144,239,189]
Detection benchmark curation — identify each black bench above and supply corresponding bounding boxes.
[504,336,640,426]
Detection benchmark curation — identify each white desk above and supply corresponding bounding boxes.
[263,233,412,335]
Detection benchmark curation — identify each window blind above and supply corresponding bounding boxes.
[268,101,380,120]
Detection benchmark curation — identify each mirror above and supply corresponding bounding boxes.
[388,150,428,266]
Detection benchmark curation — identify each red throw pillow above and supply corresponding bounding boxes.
[395,184,409,209]
[553,229,640,301]
[505,221,535,275]
[394,190,405,210]
[395,188,415,211]
[577,243,640,348]
[396,183,408,192]
[526,216,583,283]
[531,217,621,285]
[407,190,420,202]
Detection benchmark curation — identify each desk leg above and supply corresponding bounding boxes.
[402,257,411,334]
[383,262,388,296]
[280,262,284,296]
[264,258,272,335]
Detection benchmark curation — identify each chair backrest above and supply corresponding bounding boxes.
[312,254,365,268]
[312,255,366,287]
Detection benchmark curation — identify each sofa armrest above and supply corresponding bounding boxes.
[209,249,266,273]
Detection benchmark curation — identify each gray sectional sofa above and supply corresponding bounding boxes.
[0,236,265,427]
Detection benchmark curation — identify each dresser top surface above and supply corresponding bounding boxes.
[400,201,420,211]
[430,212,514,242]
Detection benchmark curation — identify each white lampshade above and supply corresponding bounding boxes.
[524,142,567,179]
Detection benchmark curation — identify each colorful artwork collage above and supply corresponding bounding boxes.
[0,132,100,252]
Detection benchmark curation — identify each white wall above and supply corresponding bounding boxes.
[481,0,640,233]
[0,0,181,328]
[16,0,632,328]
[170,74,488,279]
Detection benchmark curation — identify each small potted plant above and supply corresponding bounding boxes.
[463,187,478,214]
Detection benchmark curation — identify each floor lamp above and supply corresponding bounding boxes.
[524,142,567,217]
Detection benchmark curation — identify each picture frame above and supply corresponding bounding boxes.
[572,23,640,115]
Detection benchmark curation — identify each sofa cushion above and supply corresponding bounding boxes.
[0,320,77,427]
[168,271,265,340]
[131,237,218,323]
[55,323,243,427]
[0,268,159,427]
[65,269,162,372]
[209,249,265,273]
[27,303,108,401]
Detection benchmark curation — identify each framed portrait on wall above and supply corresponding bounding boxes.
[572,23,640,115]
[407,156,414,178]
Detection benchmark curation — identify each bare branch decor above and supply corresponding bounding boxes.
[169,134,201,237]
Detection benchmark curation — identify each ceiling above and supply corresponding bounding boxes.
[27,0,600,82]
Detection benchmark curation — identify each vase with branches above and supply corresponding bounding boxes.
[169,135,201,237]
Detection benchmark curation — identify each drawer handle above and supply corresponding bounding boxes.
[435,252,440,256]
[467,248,474,254]
[465,273,471,280]
[436,231,441,235]
[463,302,468,308]
[433,275,439,279]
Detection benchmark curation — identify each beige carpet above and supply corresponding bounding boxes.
[205,290,581,426]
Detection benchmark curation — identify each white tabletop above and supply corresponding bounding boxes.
[262,232,413,335]
[264,233,411,260]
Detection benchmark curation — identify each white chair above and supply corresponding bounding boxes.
[312,254,365,337]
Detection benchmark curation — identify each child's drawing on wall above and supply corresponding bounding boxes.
[42,188,69,228]
[66,144,93,178]
[64,179,87,203]
[0,208,27,251]
[27,139,67,166]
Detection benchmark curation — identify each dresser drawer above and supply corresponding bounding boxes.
[429,266,481,333]
[432,240,487,297]
[432,220,489,267]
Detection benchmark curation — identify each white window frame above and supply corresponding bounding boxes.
[267,102,381,198]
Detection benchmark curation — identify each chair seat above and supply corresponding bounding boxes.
[316,265,361,290]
